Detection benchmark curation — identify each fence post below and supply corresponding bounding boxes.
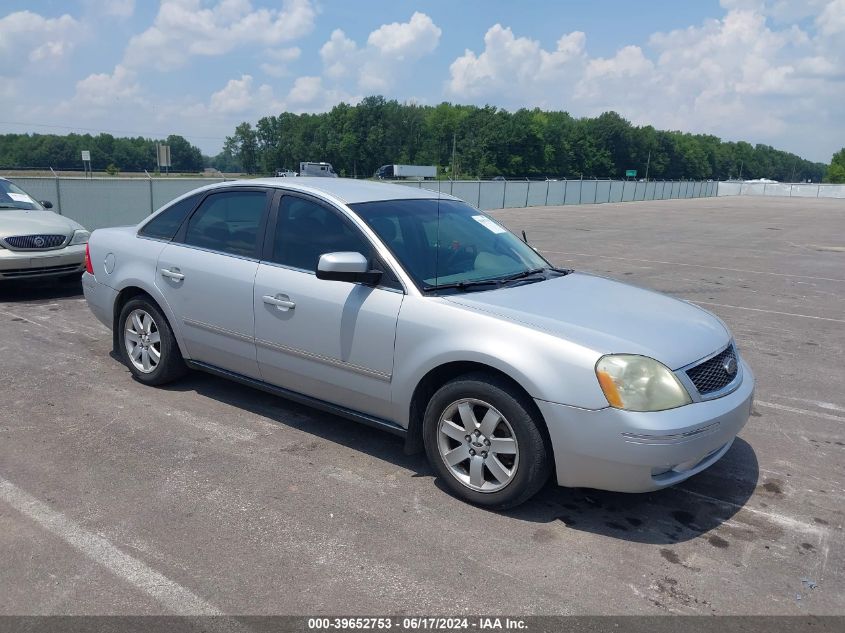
[593,178,598,204]
[563,178,568,205]
[145,170,154,214]
[578,175,583,204]
[49,167,62,215]
[524,178,529,208]
[501,179,506,208]
[477,179,482,208]
[544,179,550,206]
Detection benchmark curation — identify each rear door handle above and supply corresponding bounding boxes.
[263,294,295,310]
[161,268,185,281]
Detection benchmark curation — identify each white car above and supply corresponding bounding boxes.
[82,177,754,508]
[0,178,89,281]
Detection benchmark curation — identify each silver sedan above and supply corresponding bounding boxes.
[82,178,754,508]
[0,178,89,281]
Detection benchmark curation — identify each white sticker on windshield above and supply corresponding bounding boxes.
[472,215,507,234]
[7,192,34,203]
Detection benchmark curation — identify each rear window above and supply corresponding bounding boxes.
[139,194,202,240]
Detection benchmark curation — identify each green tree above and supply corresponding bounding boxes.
[823,148,845,183]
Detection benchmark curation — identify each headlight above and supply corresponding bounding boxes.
[596,354,692,412]
[69,230,90,245]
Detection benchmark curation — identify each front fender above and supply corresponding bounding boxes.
[391,295,608,426]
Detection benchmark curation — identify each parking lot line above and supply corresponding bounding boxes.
[0,476,222,615]
[756,401,845,423]
[690,301,845,324]
[538,250,845,284]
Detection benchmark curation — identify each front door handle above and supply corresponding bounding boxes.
[263,294,296,310]
[161,268,185,281]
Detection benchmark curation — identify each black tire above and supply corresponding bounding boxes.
[423,372,551,509]
[117,297,187,386]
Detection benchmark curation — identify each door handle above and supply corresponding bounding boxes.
[263,294,296,310]
[161,268,185,281]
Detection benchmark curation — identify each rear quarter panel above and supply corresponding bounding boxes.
[87,228,190,358]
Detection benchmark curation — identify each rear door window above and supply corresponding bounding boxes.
[181,190,268,258]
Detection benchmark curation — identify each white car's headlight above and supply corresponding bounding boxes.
[69,230,90,245]
[596,354,692,412]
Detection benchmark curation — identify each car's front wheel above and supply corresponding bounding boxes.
[118,297,187,385]
[423,373,551,509]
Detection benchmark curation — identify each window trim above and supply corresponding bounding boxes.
[137,191,204,241]
[261,190,406,293]
[172,186,273,260]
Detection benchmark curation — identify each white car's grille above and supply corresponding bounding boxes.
[3,234,67,250]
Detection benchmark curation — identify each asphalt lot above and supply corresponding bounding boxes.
[0,195,843,615]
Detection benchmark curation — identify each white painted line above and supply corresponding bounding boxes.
[0,476,221,615]
[783,397,845,413]
[756,400,845,423]
[677,488,826,536]
[690,301,845,324]
[539,250,845,283]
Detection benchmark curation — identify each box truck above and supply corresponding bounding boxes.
[376,164,437,180]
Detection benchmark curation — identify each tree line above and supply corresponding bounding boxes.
[217,96,828,182]
[0,132,204,173]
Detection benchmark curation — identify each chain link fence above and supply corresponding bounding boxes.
[5,175,717,230]
[716,181,845,198]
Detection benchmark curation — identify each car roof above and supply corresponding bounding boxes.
[225,177,459,205]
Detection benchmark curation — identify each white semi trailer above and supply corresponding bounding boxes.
[376,164,437,179]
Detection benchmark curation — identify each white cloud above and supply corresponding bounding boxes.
[0,11,81,75]
[83,0,135,18]
[260,46,301,77]
[124,0,316,71]
[367,12,441,59]
[66,64,142,110]
[448,25,586,102]
[209,74,280,114]
[447,3,844,161]
[319,13,442,93]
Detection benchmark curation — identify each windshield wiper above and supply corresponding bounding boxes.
[499,267,547,283]
[425,278,503,293]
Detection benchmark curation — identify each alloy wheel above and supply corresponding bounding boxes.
[124,308,161,374]
[436,398,519,492]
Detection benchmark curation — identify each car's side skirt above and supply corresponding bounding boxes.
[185,359,407,438]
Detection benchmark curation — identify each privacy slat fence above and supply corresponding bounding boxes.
[4,176,723,230]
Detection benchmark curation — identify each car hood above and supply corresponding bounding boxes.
[0,209,84,239]
[444,272,730,370]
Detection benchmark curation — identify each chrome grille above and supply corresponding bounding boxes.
[686,345,738,395]
[3,234,67,250]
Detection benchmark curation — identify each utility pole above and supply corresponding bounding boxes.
[451,132,457,180]
[644,150,651,182]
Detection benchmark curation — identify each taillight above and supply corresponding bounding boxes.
[84,243,93,274]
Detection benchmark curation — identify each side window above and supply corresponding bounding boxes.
[182,190,266,257]
[139,193,201,240]
[271,196,373,271]
[270,196,401,289]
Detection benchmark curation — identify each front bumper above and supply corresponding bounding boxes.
[536,358,755,492]
[0,244,85,280]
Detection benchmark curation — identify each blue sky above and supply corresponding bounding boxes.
[1,1,842,161]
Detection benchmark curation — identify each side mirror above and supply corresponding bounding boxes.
[40,200,53,209]
[316,252,382,285]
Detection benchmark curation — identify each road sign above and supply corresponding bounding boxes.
[81,150,91,162]
[625,169,637,178]
[157,144,171,168]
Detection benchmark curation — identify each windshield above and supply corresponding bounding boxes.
[350,198,550,291]
[0,180,43,211]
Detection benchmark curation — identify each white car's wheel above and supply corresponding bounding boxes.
[118,297,187,385]
[423,373,551,509]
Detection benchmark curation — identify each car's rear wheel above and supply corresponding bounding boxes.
[423,373,551,509]
[118,297,186,385]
